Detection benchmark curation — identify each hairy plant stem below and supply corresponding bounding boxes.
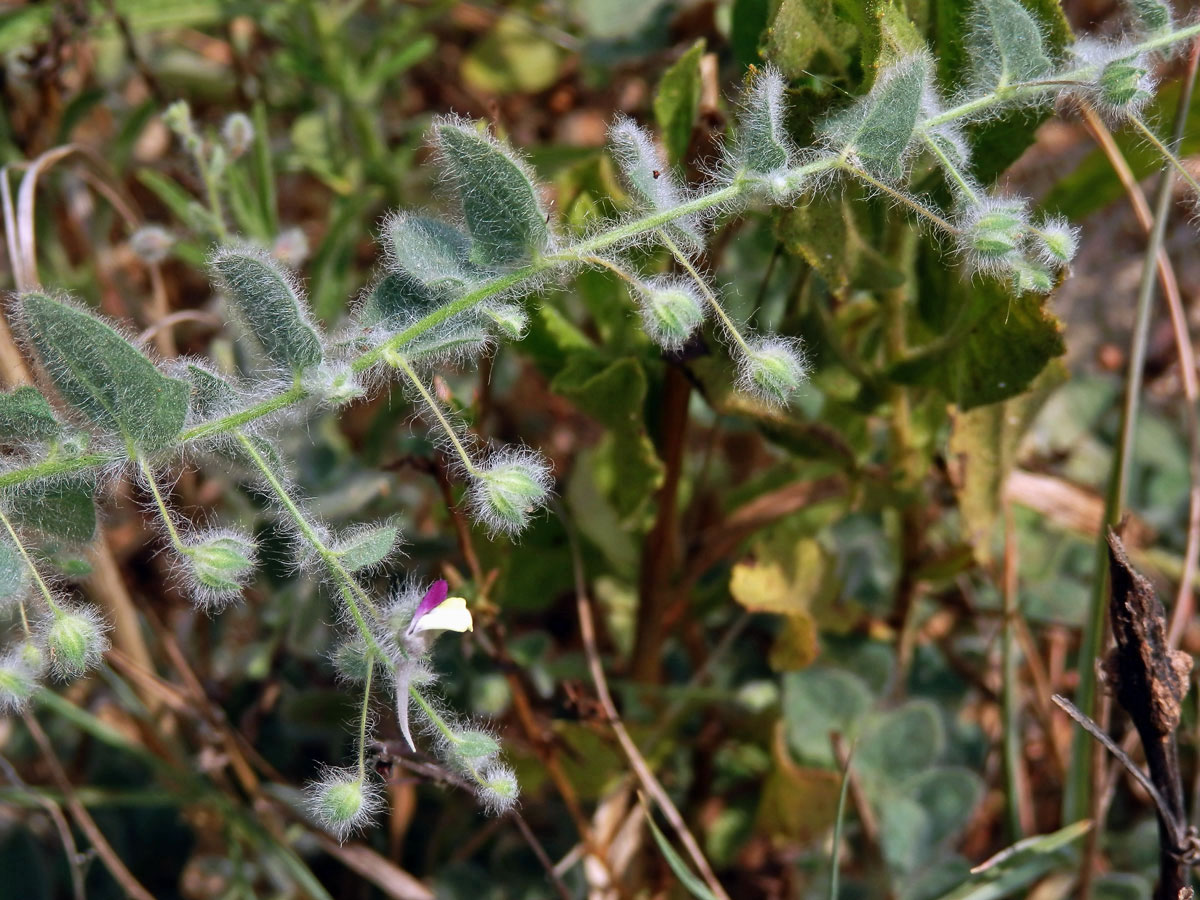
[357,661,374,781]
[0,506,61,616]
[233,431,381,654]
[138,458,187,554]
[658,229,752,354]
[0,21,1197,495]
[385,350,478,476]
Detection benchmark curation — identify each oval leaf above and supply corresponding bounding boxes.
[20,293,188,453]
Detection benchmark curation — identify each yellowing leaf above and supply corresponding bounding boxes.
[757,723,842,843]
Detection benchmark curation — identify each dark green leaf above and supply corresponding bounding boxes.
[0,386,60,443]
[20,293,188,453]
[7,477,97,544]
[653,39,706,165]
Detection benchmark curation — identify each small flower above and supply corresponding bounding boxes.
[221,112,255,158]
[738,335,808,407]
[406,580,473,638]
[0,649,39,713]
[130,225,175,264]
[272,227,310,267]
[42,605,110,681]
[635,276,706,351]
[467,448,553,537]
[305,768,382,842]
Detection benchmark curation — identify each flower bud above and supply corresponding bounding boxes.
[163,100,194,140]
[184,532,256,607]
[44,606,109,681]
[0,651,38,712]
[966,203,1026,262]
[468,450,552,536]
[306,769,381,842]
[130,225,175,264]
[1033,216,1079,267]
[476,763,519,815]
[636,277,706,351]
[1098,57,1153,110]
[739,337,808,407]
[221,112,255,158]
[272,227,310,268]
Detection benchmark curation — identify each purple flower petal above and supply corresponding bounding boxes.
[409,579,448,633]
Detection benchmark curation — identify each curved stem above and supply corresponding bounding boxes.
[385,350,478,477]
[840,162,959,234]
[658,230,752,355]
[356,660,374,781]
[0,507,60,615]
[138,458,187,554]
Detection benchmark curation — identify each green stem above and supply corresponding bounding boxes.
[1128,114,1200,198]
[0,506,60,615]
[385,350,478,476]
[138,458,187,554]
[840,162,959,234]
[920,132,979,202]
[658,230,752,356]
[357,660,374,781]
[234,431,381,651]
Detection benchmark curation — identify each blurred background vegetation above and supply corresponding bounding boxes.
[2,0,1200,898]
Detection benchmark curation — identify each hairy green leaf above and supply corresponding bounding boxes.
[767,0,859,78]
[383,214,475,292]
[210,247,324,373]
[7,477,97,544]
[185,364,239,420]
[434,121,550,268]
[0,537,27,600]
[333,523,400,573]
[0,386,60,443]
[834,54,928,180]
[734,67,792,174]
[968,0,1053,88]
[654,39,706,165]
[20,293,188,453]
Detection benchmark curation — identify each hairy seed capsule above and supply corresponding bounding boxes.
[46,609,107,680]
[469,453,552,536]
[186,533,256,598]
[1099,59,1152,109]
[969,209,1025,259]
[638,279,705,350]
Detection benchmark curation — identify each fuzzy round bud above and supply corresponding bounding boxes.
[967,206,1026,262]
[44,607,109,681]
[738,336,808,407]
[1033,216,1079,267]
[221,112,255,158]
[272,227,310,268]
[0,651,38,712]
[476,763,519,815]
[467,450,553,537]
[130,225,175,264]
[1098,57,1154,110]
[19,640,44,674]
[636,277,706,351]
[306,770,381,842]
[184,532,256,606]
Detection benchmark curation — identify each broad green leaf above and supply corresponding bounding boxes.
[641,799,720,900]
[435,122,550,268]
[185,364,239,419]
[7,477,97,544]
[332,523,400,572]
[931,820,1091,900]
[359,273,438,330]
[20,293,188,453]
[550,356,664,519]
[653,39,706,165]
[767,0,859,78]
[878,790,932,872]
[782,667,873,766]
[731,0,771,67]
[891,268,1066,410]
[856,700,944,784]
[0,386,60,442]
[210,248,324,373]
[900,766,984,846]
[967,0,1053,89]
